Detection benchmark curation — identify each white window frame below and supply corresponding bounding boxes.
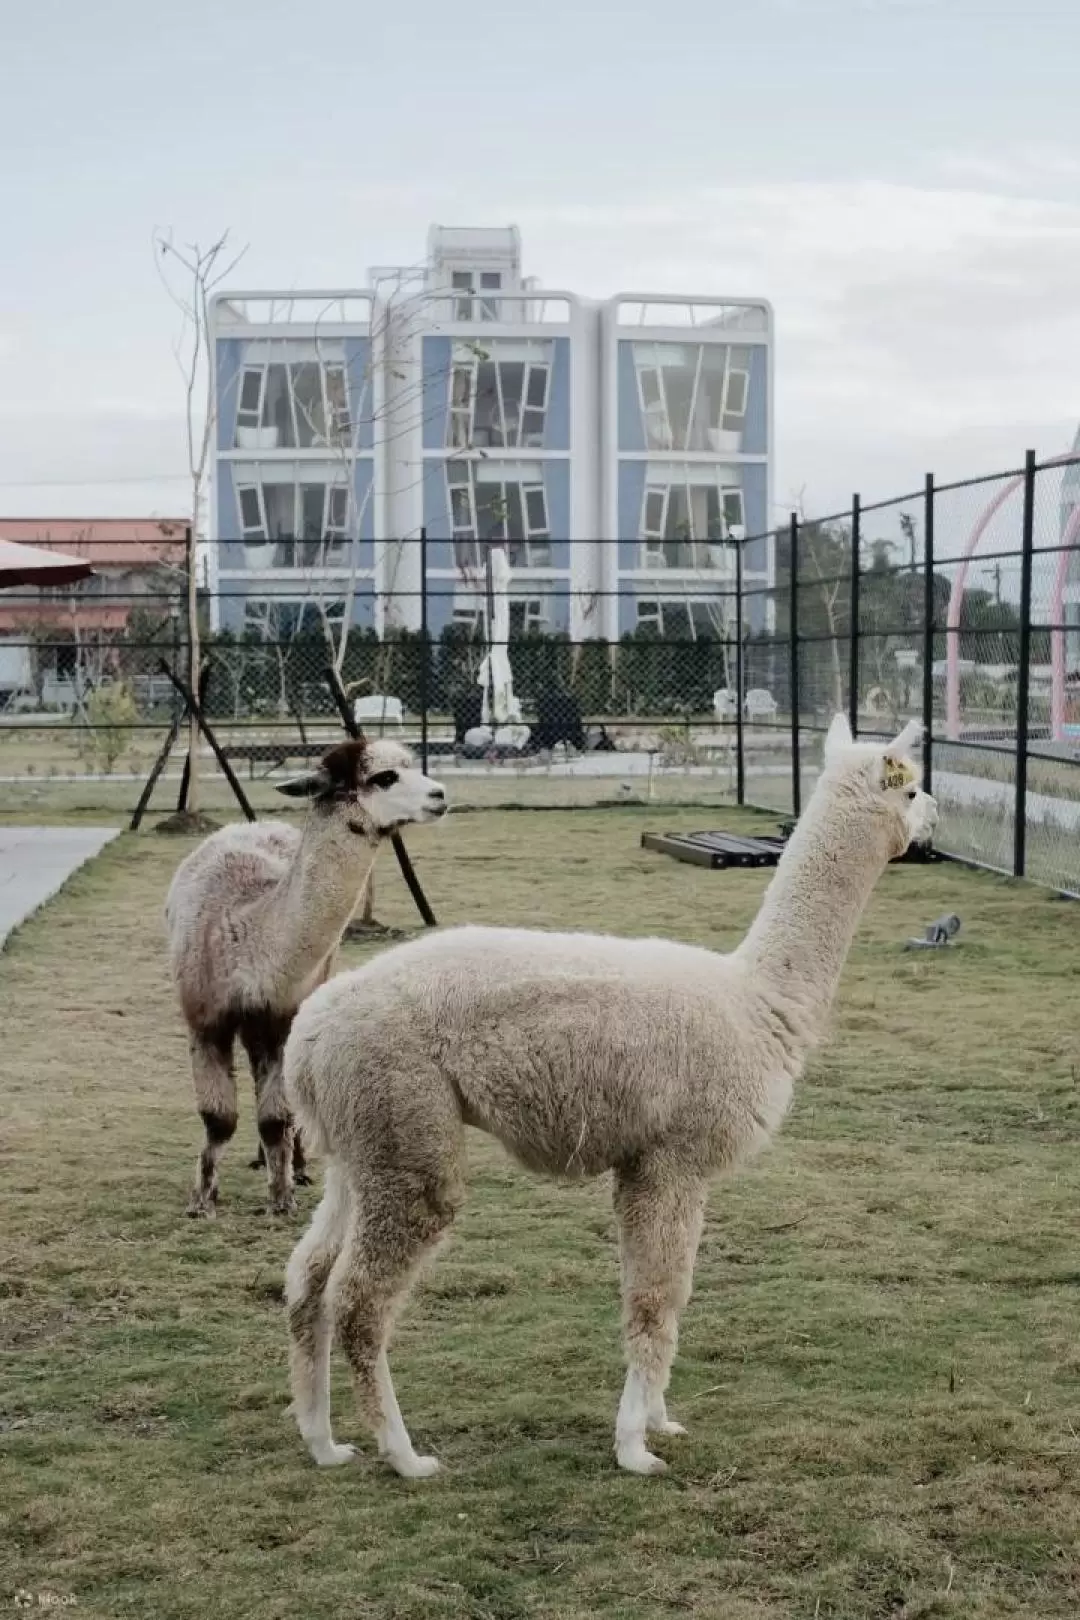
[635,362,672,450]
[638,471,745,567]
[447,459,550,567]
[721,487,745,532]
[479,271,502,321]
[236,367,267,434]
[323,363,352,444]
[446,343,552,451]
[448,362,475,449]
[233,359,353,449]
[512,482,551,567]
[450,594,485,635]
[451,270,475,321]
[236,482,269,541]
[235,477,353,566]
[632,343,752,451]
[324,484,350,547]
[722,364,750,421]
[519,362,550,447]
[636,599,662,632]
[509,596,547,634]
[640,484,669,567]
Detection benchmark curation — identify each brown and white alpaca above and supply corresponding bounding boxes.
[281,715,937,1477]
[164,736,447,1219]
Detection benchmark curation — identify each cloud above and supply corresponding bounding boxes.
[4,175,1078,521]
[510,178,1080,508]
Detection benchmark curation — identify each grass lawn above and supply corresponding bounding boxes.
[2,805,1079,1619]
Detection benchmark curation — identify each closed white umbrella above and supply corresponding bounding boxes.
[477,547,519,725]
[0,539,94,589]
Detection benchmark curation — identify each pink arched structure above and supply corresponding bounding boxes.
[945,453,1079,742]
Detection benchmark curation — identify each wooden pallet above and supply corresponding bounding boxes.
[643,827,943,871]
[640,830,787,869]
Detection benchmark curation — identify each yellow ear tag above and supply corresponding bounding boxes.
[883,755,916,791]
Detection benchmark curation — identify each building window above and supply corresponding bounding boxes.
[637,470,743,567]
[243,598,346,640]
[237,484,266,539]
[233,360,352,449]
[635,597,726,639]
[234,479,352,567]
[629,343,755,453]
[450,270,503,321]
[480,271,502,321]
[452,271,475,321]
[450,594,485,635]
[445,459,552,569]
[509,597,547,635]
[446,340,551,450]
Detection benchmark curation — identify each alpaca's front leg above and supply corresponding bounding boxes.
[613,1159,705,1474]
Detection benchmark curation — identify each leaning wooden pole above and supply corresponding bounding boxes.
[159,660,257,823]
[130,709,184,831]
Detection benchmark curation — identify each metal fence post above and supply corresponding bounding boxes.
[419,527,429,777]
[849,494,860,735]
[734,534,745,804]
[922,473,935,798]
[1014,450,1037,878]
[789,512,801,817]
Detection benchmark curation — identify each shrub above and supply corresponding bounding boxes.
[75,681,139,774]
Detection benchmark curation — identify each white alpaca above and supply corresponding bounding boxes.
[164,737,446,1217]
[282,716,936,1476]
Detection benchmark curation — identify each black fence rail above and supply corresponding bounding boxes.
[1,451,1078,892]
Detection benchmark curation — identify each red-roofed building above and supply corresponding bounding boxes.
[0,518,190,706]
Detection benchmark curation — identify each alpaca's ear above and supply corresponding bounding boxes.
[889,719,923,758]
[276,766,332,799]
[824,713,852,760]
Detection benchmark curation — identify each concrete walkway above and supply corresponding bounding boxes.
[0,826,121,948]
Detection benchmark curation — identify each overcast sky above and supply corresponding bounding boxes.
[3,0,1079,525]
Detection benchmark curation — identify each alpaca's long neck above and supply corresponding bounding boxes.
[734,785,891,1051]
[266,820,376,1003]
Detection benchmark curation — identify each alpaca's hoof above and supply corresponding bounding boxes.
[294,1169,314,1187]
[655,1420,688,1437]
[388,1452,440,1480]
[617,1444,668,1475]
[312,1441,357,1468]
[269,1195,298,1217]
[186,1196,217,1219]
[247,1155,264,1171]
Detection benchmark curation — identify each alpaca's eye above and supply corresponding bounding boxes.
[906,786,918,800]
[366,770,399,791]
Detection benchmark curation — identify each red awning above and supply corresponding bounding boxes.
[0,539,96,589]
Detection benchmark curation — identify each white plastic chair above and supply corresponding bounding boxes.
[744,688,778,721]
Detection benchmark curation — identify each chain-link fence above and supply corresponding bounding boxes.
[1,455,1078,893]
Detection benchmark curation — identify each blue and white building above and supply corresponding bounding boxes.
[210,227,773,641]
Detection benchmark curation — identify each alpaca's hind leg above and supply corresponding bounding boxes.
[240,1011,295,1215]
[285,1164,354,1465]
[613,1157,706,1475]
[187,1025,237,1217]
[251,1135,306,1178]
[333,1150,464,1479]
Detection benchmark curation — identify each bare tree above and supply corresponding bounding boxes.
[153,228,248,820]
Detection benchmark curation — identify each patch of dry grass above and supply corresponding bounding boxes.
[2,806,1079,1618]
